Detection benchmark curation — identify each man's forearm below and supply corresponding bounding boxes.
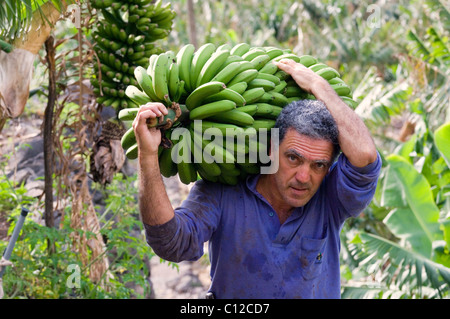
[312,81,378,168]
[138,154,174,226]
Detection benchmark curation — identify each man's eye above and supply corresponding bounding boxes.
[287,154,297,161]
[314,162,327,170]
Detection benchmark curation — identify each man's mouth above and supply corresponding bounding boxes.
[289,186,309,195]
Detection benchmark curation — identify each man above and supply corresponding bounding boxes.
[132,59,381,298]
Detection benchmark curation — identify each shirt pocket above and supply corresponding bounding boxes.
[300,235,328,281]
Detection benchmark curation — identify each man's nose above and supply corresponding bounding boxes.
[295,164,311,184]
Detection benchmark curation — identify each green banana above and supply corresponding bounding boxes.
[299,55,317,67]
[159,145,178,178]
[308,63,329,72]
[196,49,230,87]
[242,48,266,61]
[250,54,270,70]
[208,109,254,126]
[316,67,340,81]
[238,161,260,175]
[340,96,358,109]
[168,61,180,100]
[197,121,244,136]
[227,82,248,95]
[222,54,244,67]
[126,143,139,160]
[263,47,284,60]
[285,85,307,98]
[258,61,278,75]
[152,53,170,102]
[174,135,197,184]
[196,165,219,182]
[230,42,251,56]
[270,80,287,94]
[328,77,345,85]
[271,53,300,63]
[189,43,216,91]
[210,61,242,85]
[269,91,289,107]
[273,70,289,80]
[189,100,236,120]
[256,72,281,85]
[251,119,277,130]
[125,85,151,105]
[331,83,351,96]
[118,107,139,121]
[202,138,235,164]
[121,126,136,150]
[185,81,227,111]
[248,78,276,92]
[269,105,283,118]
[202,88,246,107]
[134,66,160,102]
[227,69,259,87]
[236,60,256,73]
[254,103,274,116]
[216,44,232,52]
[218,163,241,178]
[242,87,265,104]
[147,54,158,78]
[190,129,222,177]
[236,104,258,116]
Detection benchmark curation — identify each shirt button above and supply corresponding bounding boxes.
[269,212,274,217]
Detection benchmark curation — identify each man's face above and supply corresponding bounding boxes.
[270,128,334,209]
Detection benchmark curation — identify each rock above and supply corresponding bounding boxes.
[24,180,45,197]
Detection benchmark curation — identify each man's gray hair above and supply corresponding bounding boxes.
[274,99,340,162]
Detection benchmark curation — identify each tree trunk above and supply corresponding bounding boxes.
[187,0,197,48]
[44,36,56,229]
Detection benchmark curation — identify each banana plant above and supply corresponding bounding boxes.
[342,121,450,298]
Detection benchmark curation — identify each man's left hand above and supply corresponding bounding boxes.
[273,59,329,96]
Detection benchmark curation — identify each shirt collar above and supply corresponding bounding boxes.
[245,174,304,221]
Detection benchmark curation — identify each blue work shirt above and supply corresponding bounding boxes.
[144,152,381,298]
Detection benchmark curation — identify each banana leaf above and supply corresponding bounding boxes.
[434,122,450,168]
[382,155,441,257]
[356,232,450,297]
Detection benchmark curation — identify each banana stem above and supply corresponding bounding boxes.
[146,103,189,129]
[0,39,13,53]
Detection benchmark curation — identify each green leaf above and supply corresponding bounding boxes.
[434,122,450,168]
[385,208,435,256]
[383,155,441,257]
[380,164,407,208]
[358,232,450,297]
[441,220,450,251]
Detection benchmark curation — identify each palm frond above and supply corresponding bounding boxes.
[0,0,67,40]
[426,27,450,66]
[350,232,450,298]
[407,30,435,65]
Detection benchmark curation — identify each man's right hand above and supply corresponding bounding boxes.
[132,102,169,158]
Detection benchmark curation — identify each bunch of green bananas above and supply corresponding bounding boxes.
[119,42,358,185]
[90,0,175,110]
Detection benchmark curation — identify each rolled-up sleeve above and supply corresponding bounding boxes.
[144,179,223,262]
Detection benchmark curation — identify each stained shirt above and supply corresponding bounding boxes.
[144,152,381,299]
